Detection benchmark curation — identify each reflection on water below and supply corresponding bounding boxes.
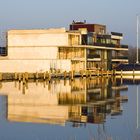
[0,77,128,127]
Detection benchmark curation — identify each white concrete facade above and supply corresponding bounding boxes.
[8,28,69,47]
[0,59,71,72]
[0,28,82,73]
[8,47,58,59]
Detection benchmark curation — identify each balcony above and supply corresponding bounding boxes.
[120,45,128,49]
[87,54,101,61]
[112,56,128,62]
[111,32,123,37]
[93,42,116,48]
[87,54,100,59]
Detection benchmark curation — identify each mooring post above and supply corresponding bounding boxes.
[107,70,109,77]
[97,69,99,76]
[49,71,51,82]
[0,73,2,81]
[89,70,92,79]
[82,70,84,78]
[14,72,18,80]
[43,72,46,80]
[35,72,39,79]
[133,69,135,78]
[22,73,26,84]
[25,72,28,81]
[121,70,123,78]
[18,73,22,82]
[71,70,74,81]
[46,71,49,79]
[64,71,67,79]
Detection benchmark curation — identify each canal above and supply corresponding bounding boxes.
[0,77,139,140]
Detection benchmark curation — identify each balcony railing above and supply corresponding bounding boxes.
[112,56,128,59]
[87,54,100,59]
[92,42,128,49]
[93,42,116,48]
[120,45,128,48]
[111,32,123,37]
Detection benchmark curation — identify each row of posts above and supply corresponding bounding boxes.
[0,69,115,82]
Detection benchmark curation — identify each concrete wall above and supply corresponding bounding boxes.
[8,28,69,47]
[0,59,71,72]
[8,47,58,59]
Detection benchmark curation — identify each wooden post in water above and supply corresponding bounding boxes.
[43,72,46,80]
[86,70,88,78]
[49,71,51,82]
[18,73,22,82]
[55,70,58,78]
[0,73,2,81]
[133,69,135,79]
[46,71,49,79]
[111,70,113,76]
[121,70,123,78]
[71,70,74,81]
[82,70,84,78]
[97,69,99,76]
[35,72,39,79]
[107,70,109,77]
[25,72,28,81]
[89,70,92,79]
[114,69,116,76]
[101,69,103,76]
[22,73,26,84]
[14,72,18,80]
[64,71,67,79]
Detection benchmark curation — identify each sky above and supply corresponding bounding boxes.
[0,0,140,46]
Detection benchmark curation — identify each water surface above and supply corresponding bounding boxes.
[0,77,139,140]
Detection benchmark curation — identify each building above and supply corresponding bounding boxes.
[0,28,84,72]
[69,21,128,70]
[0,21,128,73]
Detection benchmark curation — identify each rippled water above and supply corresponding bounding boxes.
[0,77,139,140]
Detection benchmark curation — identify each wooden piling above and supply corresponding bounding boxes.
[14,72,18,80]
[49,72,51,82]
[97,69,99,76]
[101,69,103,76]
[22,73,26,84]
[89,70,92,79]
[46,71,49,79]
[43,72,46,80]
[133,69,135,78]
[107,70,109,77]
[81,70,84,78]
[86,70,88,77]
[18,73,22,82]
[121,70,123,78]
[25,72,28,81]
[0,73,2,81]
[64,71,67,79]
[71,71,74,81]
[35,72,39,79]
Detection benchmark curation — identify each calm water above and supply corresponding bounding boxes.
[0,77,139,140]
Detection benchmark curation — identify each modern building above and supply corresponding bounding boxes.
[69,21,128,70]
[0,21,128,73]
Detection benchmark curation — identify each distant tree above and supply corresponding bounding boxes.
[128,46,140,64]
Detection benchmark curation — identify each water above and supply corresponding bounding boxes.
[0,77,139,140]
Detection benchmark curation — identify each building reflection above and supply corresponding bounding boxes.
[0,77,128,126]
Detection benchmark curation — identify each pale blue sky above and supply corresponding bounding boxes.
[0,0,140,46]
